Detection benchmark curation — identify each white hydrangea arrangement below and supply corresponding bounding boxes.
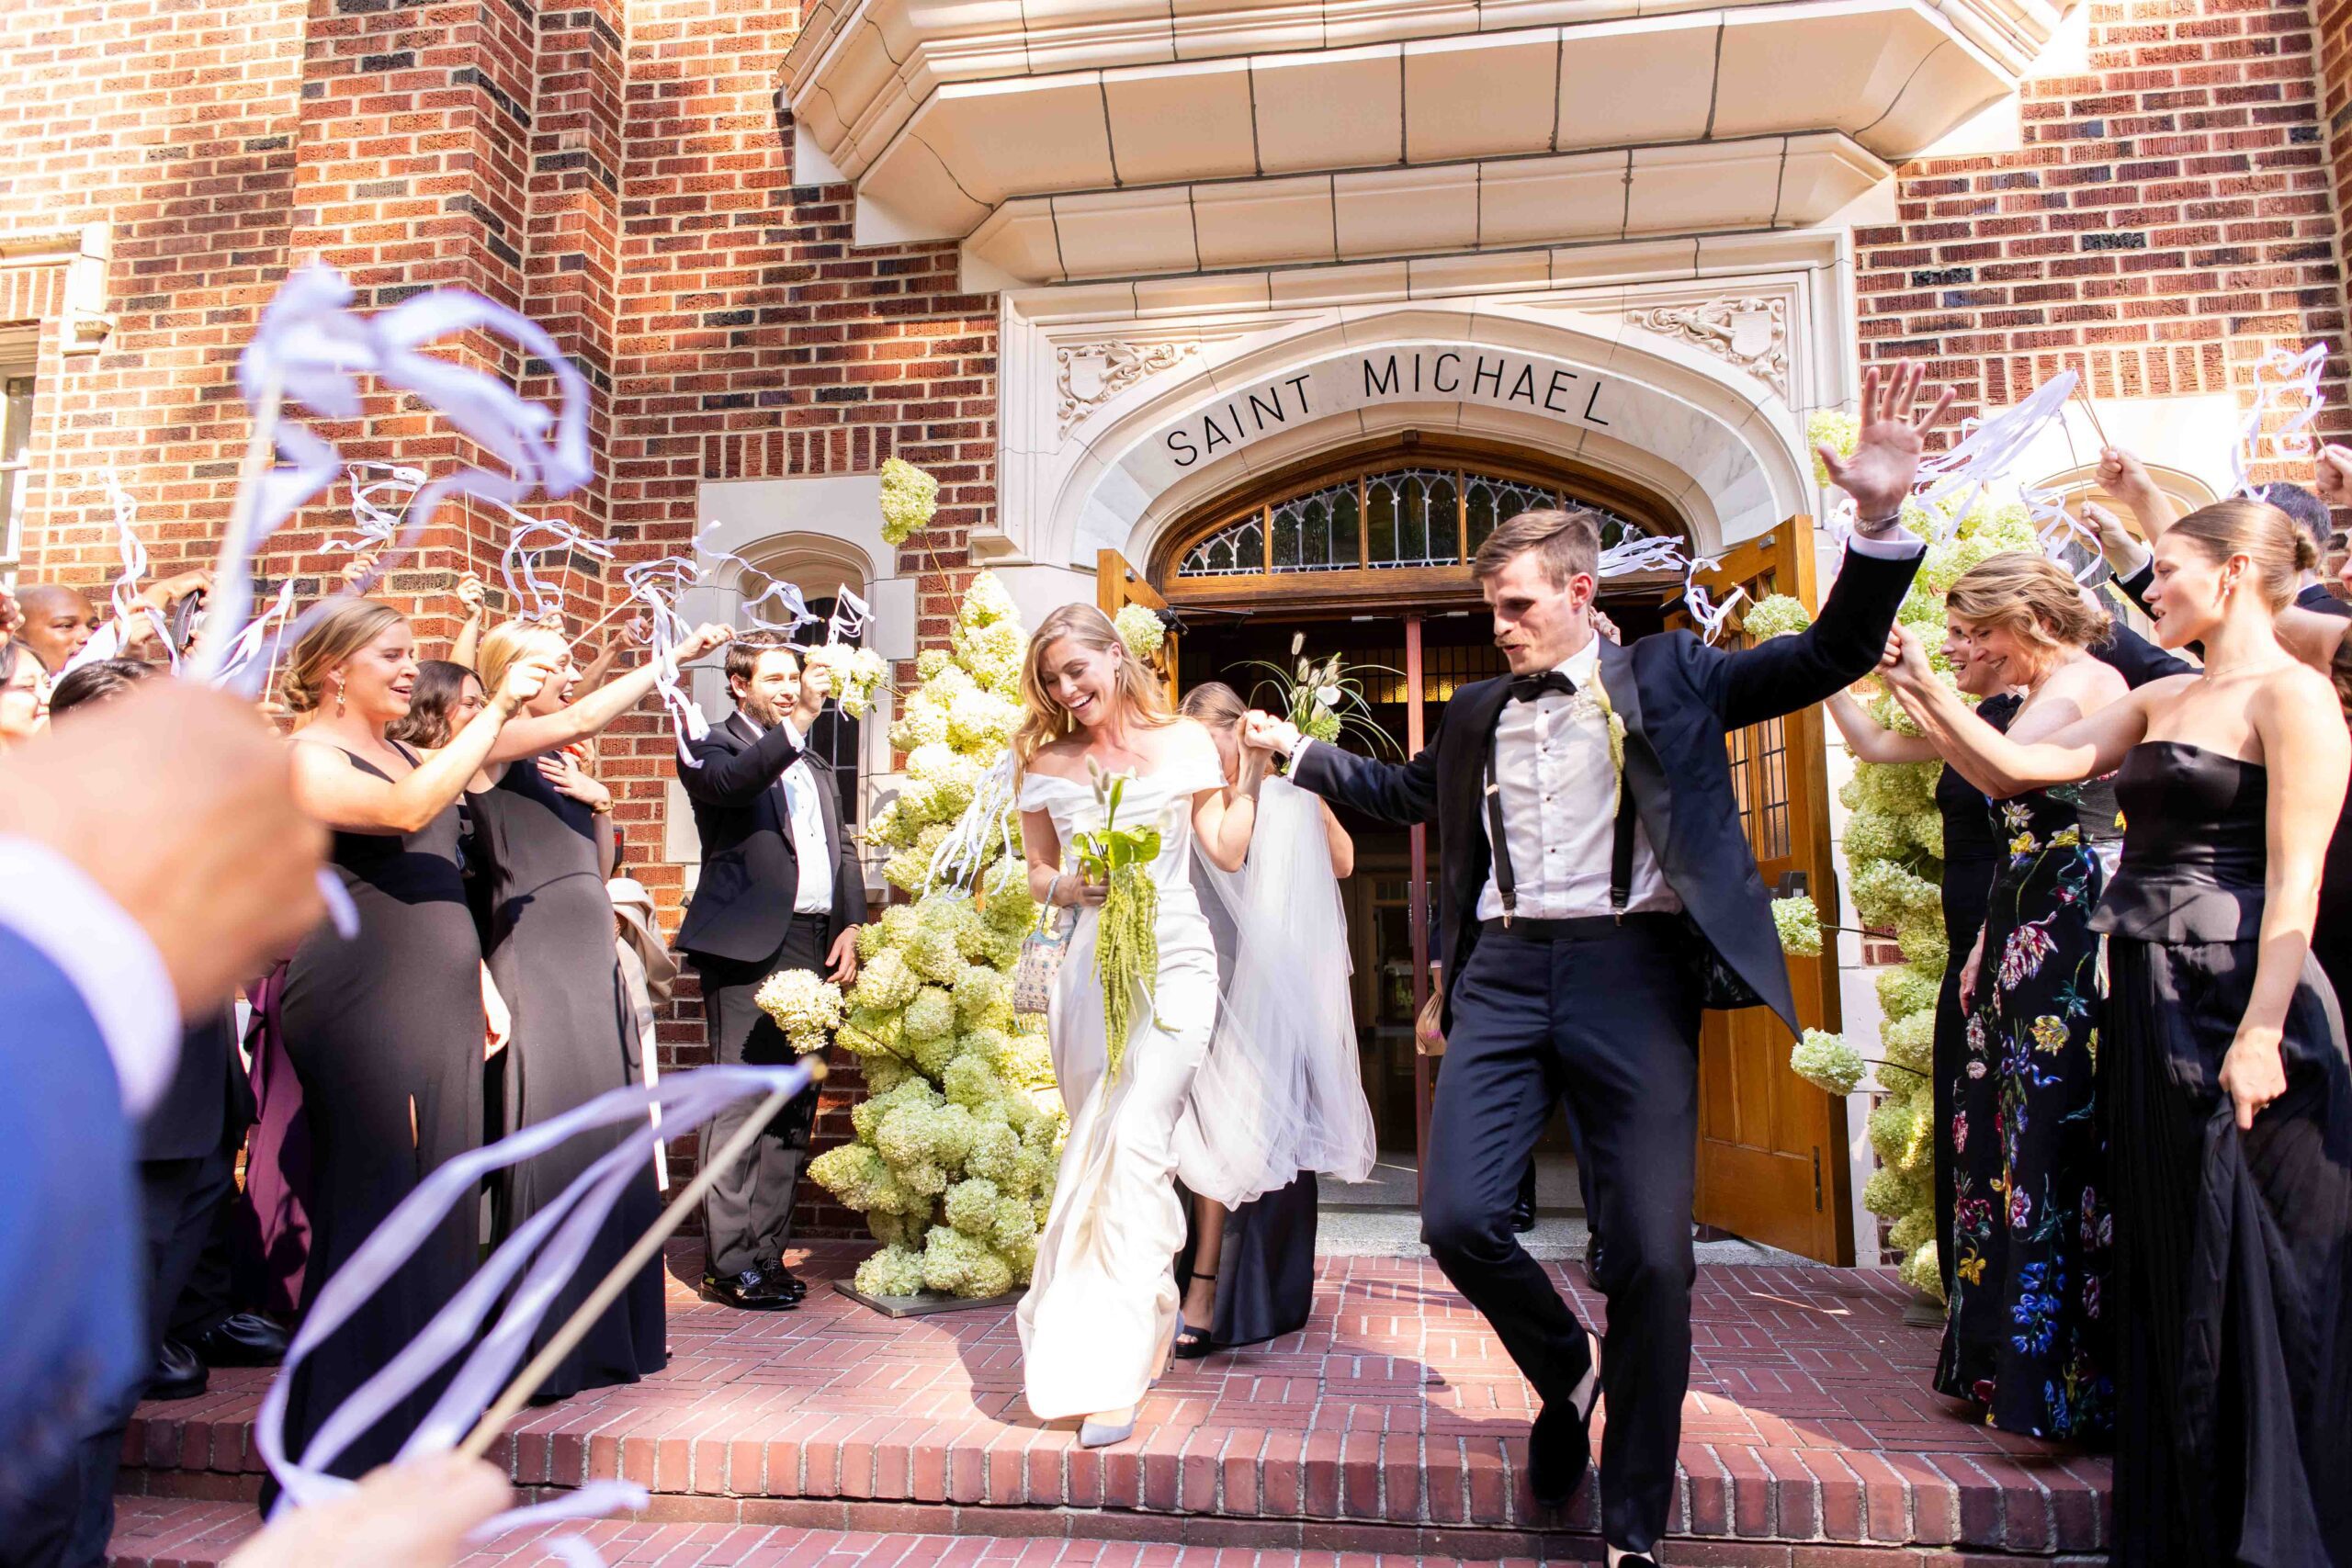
[755,968,846,1055]
[1790,1029,1866,1096]
[801,642,889,719]
[878,457,941,547]
[805,570,1067,1300]
[1770,894,1823,958]
[1740,593,1813,642]
[1807,491,2040,1299]
[1806,409,1860,486]
[1113,603,1166,661]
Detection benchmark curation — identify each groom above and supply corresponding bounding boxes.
[1249,363,1951,1564]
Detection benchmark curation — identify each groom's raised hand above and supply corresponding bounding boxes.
[1243,710,1300,758]
[1816,361,1956,527]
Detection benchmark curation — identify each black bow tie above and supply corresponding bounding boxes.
[1509,671,1577,704]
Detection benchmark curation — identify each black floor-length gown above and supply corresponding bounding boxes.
[1931,694,2017,1298]
[2094,741,2352,1567]
[1934,767,2116,1439]
[277,744,483,1482]
[1178,1173,1318,1348]
[471,757,666,1400]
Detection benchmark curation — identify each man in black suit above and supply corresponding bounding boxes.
[675,638,865,1310]
[1249,364,1949,1567]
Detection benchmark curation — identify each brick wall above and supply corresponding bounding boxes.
[1857,0,2352,467]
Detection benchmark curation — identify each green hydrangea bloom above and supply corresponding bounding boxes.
[916,648,952,681]
[1875,965,1939,1024]
[1907,809,1944,861]
[1850,860,1941,930]
[1740,593,1813,640]
[861,1054,914,1095]
[902,986,956,1042]
[1771,895,1823,957]
[1851,762,1939,818]
[1897,1239,1945,1301]
[854,1244,928,1298]
[963,1119,1023,1186]
[1841,807,1907,864]
[1790,1030,1866,1095]
[849,948,921,1013]
[1806,409,1859,484]
[1867,1086,1926,1168]
[921,1224,1014,1299]
[943,1176,1004,1236]
[1886,1207,1934,1256]
[889,697,950,754]
[1862,1160,1928,1219]
[1894,914,1949,973]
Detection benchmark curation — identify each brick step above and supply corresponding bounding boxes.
[108,1495,2109,1568]
[113,1247,2112,1560]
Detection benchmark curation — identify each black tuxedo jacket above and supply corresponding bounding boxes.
[673,711,869,966]
[138,1009,256,1163]
[1293,545,1921,1040]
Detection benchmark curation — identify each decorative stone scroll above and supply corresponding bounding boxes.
[1625,297,1788,396]
[1056,339,1198,434]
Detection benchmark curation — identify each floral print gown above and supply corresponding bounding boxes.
[1934,772,2120,1440]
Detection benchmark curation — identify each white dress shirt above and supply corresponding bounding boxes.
[744,711,834,917]
[0,836,181,1118]
[1476,637,1678,921]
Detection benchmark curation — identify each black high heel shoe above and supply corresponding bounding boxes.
[1173,1272,1217,1359]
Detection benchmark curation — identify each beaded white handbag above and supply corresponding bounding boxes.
[1012,904,1074,1019]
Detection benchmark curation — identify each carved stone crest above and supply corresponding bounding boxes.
[1056,339,1197,434]
[1625,297,1787,395]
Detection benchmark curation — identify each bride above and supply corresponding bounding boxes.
[1013,604,1265,1447]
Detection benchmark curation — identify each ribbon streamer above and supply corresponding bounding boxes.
[62,474,174,676]
[826,587,872,645]
[195,264,594,696]
[501,512,615,625]
[256,1064,816,1551]
[1910,371,2077,540]
[323,461,427,557]
[2231,342,2329,497]
[928,751,1019,892]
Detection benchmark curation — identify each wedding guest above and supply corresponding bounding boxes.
[460,616,730,1395]
[0,682,326,1566]
[1826,605,2018,1305]
[1,637,51,746]
[11,583,96,674]
[673,638,865,1312]
[1882,499,2352,1566]
[1170,681,1360,1357]
[2096,446,2348,618]
[384,660,486,749]
[274,600,559,1491]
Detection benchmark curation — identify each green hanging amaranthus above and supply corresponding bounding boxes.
[1070,761,1162,1086]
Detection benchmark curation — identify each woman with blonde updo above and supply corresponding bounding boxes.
[461,614,729,1400]
[1881,501,2352,1565]
[1012,605,1266,1448]
[274,598,561,1491]
[1894,553,2127,1440]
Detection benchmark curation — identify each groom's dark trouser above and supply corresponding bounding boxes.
[693,912,829,1280]
[1421,915,1701,1555]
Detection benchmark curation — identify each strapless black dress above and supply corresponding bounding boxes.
[2092,741,2352,1567]
[1930,694,2017,1300]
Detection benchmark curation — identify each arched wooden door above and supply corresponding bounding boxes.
[1668,514,1854,1265]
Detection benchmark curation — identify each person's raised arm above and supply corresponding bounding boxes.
[2097,446,2179,539]
[1193,726,1265,874]
[2272,602,2352,673]
[2222,667,2352,1130]
[1826,661,1941,764]
[678,652,829,807]
[491,624,733,761]
[448,571,489,669]
[1249,710,1442,826]
[293,651,561,834]
[1881,625,2154,797]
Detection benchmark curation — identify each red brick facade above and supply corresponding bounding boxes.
[4,0,2347,1237]
[1857,0,2352,462]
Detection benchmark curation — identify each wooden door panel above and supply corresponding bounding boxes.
[1098,548,1179,703]
[1676,516,1853,1265]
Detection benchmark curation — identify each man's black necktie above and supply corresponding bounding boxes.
[1508,671,1577,704]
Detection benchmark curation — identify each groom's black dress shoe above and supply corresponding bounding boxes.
[753,1261,809,1301]
[1530,1335,1602,1507]
[701,1269,798,1310]
[193,1311,290,1368]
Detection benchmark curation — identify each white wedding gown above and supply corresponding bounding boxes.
[1017,754,1227,1420]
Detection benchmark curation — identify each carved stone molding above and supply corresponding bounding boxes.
[1055,339,1198,434]
[1625,297,1787,395]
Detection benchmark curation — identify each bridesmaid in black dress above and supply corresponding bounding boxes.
[461,618,724,1397]
[1883,499,2352,1565]
[277,601,561,1483]
[1827,618,2020,1301]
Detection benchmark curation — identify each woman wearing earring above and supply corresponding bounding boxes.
[1168,682,1368,1358]
[1879,502,2352,1564]
[275,600,560,1486]
[1013,606,1265,1448]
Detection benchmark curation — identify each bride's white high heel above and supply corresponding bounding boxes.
[1079,1406,1137,1448]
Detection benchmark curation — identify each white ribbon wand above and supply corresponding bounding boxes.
[2231,342,2329,497]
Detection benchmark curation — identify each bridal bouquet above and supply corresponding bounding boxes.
[1071,758,1161,1084]
[1241,633,1400,753]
